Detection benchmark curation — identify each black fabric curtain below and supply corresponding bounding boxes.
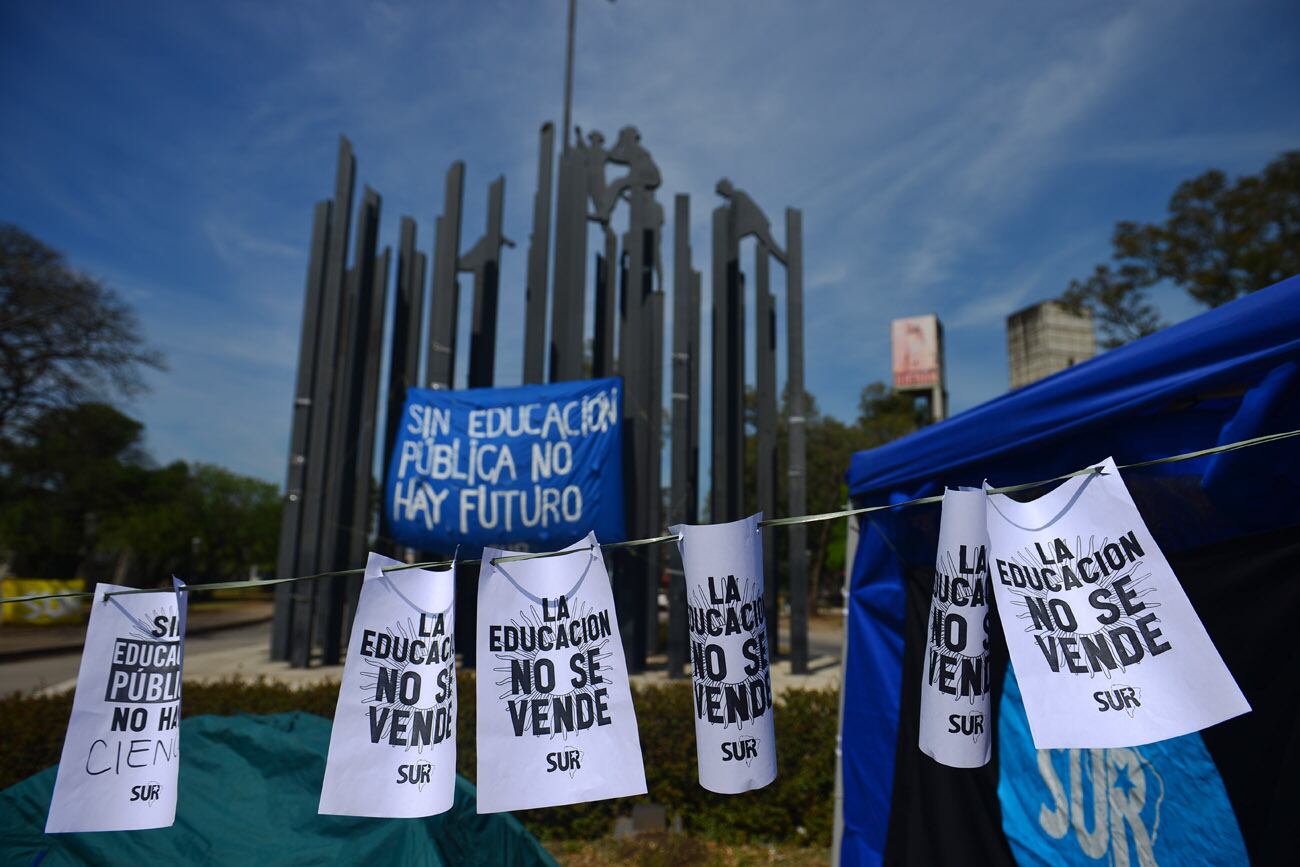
[876,491,1298,866]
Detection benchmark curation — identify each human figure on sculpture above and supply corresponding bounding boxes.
[599,126,661,224]
[716,178,786,264]
[575,126,612,223]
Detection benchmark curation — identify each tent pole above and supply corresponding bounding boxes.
[831,507,859,866]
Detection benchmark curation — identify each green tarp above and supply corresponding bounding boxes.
[0,712,558,866]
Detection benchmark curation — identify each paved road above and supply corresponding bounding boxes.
[0,622,275,697]
[808,618,846,660]
[1,614,847,697]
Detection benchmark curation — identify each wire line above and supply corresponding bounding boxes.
[1,427,1295,606]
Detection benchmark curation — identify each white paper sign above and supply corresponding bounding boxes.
[476,533,647,812]
[986,457,1250,748]
[918,489,992,768]
[671,514,777,793]
[46,582,187,833]
[319,552,457,817]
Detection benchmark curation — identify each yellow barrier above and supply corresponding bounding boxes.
[1,578,87,625]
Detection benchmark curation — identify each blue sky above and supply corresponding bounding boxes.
[2,0,1297,483]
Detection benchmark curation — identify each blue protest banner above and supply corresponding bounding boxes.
[385,377,625,554]
[998,667,1248,866]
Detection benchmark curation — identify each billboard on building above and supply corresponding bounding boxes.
[891,315,942,389]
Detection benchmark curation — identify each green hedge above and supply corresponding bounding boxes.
[0,675,836,846]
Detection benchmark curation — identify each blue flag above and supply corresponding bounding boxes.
[998,666,1248,866]
[385,377,625,554]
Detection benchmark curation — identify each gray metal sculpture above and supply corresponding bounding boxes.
[459,176,513,388]
[385,218,427,472]
[716,179,786,263]
[667,193,702,678]
[551,123,667,670]
[523,124,554,384]
[710,179,809,671]
[273,128,807,674]
[271,138,400,668]
[426,163,464,389]
[275,138,355,666]
[549,141,587,382]
[270,198,330,663]
[785,208,809,673]
[318,188,384,666]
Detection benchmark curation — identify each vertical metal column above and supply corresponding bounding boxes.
[722,233,743,522]
[290,137,355,668]
[271,199,331,660]
[383,218,426,501]
[710,205,745,524]
[618,208,648,672]
[709,206,728,524]
[755,245,780,655]
[636,215,664,659]
[549,148,587,381]
[427,163,464,388]
[726,255,745,524]
[593,252,610,377]
[667,195,692,678]
[619,248,640,667]
[523,123,554,384]
[645,277,665,659]
[465,176,506,388]
[321,189,382,666]
[688,269,701,524]
[785,208,808,673]
[340,243,390,642]
[592,230,617,378]
[311,262,356,658]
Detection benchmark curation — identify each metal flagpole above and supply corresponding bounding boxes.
[562,0,576,152]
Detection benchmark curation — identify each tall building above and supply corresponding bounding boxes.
[891,314,947,421]
[1006,301,1095,389]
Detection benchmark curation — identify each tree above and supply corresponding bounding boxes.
[740,381,927,613]
[0,402,147,578]
[1062,150,1300,348]
[856,382,929,449]
[0,403,281,584]
[179,464,281,580]
[0,224,164,439]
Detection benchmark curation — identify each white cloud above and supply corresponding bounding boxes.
[5,0,1296,478]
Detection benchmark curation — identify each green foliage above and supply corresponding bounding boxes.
[0,227,275,584]
[552,835,827,867]
[740,382,926,608]
[510,681,838,845]
[0,675,837,846]
[135,462,281,583]
[0,224,163,438]
[588,832,712,867]
[855,382,927,448]
[1062,150,1300,347]
[0,403,281,583]
[0,403,147,577]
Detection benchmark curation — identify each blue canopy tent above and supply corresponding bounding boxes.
[838,275,1300,866]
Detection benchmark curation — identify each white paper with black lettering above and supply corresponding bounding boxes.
[918,489,992,767]
[46,582,187,833]
[476,533,647,812]
[671,514,777,793]
[319,552,456,817]
[986,457,1249,748]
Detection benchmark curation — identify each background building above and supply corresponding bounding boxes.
[1006,301,1095,389]
[891,314,947,421]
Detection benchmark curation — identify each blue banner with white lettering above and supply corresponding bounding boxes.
[385,377,625,554]
[998,667,1248,866]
